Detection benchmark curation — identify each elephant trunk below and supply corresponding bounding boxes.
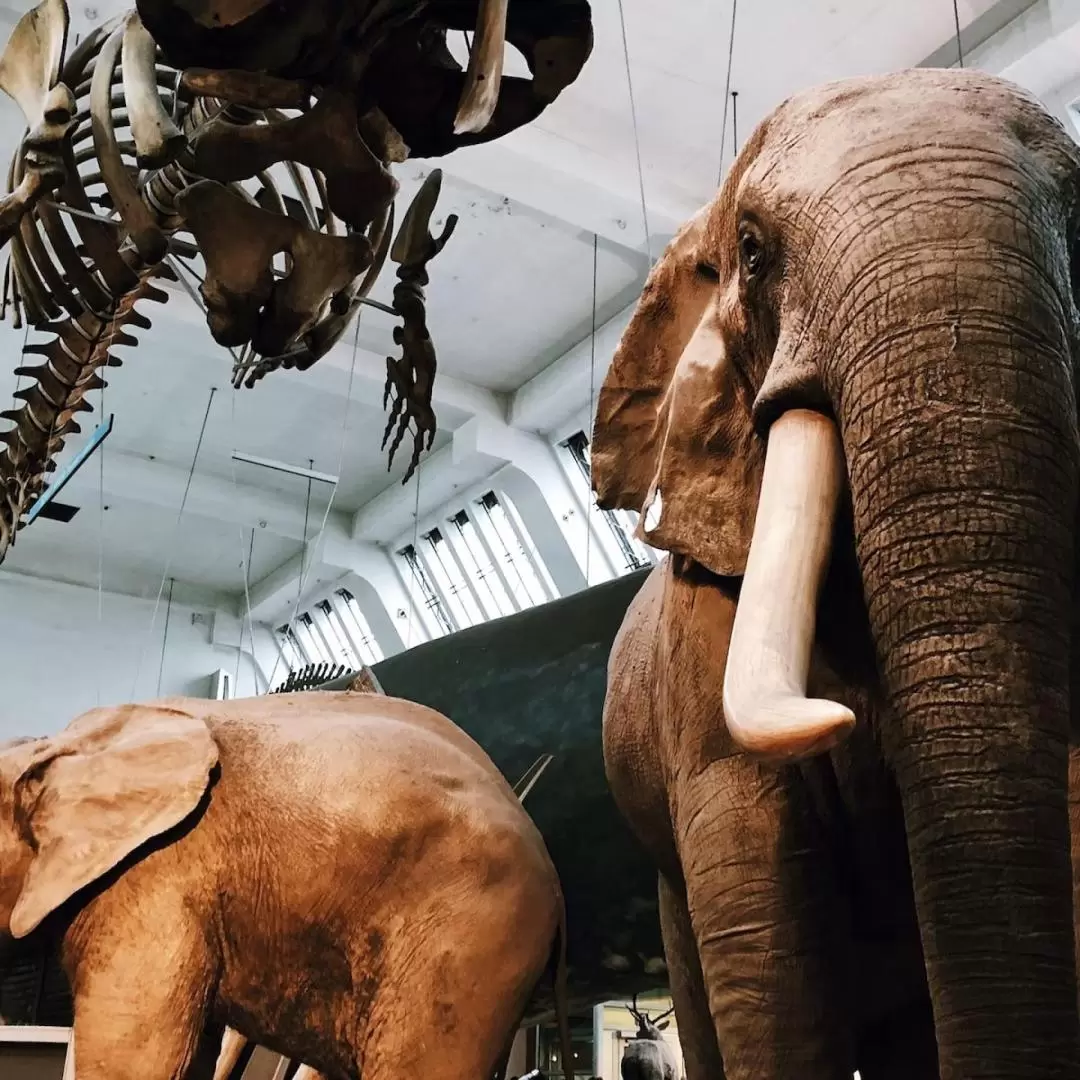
[723,197,1080,1071]
[838,248,1079,1076]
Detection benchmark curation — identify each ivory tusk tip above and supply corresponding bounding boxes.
[724,694,856,764]
[452,99,496,135]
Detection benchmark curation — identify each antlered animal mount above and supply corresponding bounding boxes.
[0,0,592,561]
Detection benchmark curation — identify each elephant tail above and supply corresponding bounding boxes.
[552,885,574,1080]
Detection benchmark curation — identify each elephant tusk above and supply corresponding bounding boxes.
[453,0,508,134]
[722,409,856,762]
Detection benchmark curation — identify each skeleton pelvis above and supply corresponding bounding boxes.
[176,180,373,356]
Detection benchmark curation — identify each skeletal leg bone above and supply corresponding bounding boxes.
[180,67,313,110]
[383,169,456,482]
[213,1027,253,1080]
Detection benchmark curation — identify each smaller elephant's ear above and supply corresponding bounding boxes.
[9,704,218,938]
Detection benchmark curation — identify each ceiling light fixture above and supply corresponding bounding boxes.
[231,451,338,485]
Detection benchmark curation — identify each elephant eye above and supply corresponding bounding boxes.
[738,225,766,277]
[695,261,720,283]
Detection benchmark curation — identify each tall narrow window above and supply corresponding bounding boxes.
[474,490,551,609]
[448,508,517,618]
[422,526,485,628]
[399,543,454,636]
[272,590,385,685]
[562,430,655,574]
[313,600,356,666]
[334,589,383,665]
[275,624,307,670]
[294,612,329,664]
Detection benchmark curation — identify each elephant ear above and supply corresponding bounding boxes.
[592,210,765,577]
[9,703,218,938]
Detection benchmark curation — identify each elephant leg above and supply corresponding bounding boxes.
[857,996,939,1080]
[679,756,855,1080]
[71,995,221,1080]
[66,940,219,1080]
[658,871,726,1080]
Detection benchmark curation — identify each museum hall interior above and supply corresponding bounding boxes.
[3,1,1080,1078]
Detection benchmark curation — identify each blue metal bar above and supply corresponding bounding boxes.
[24,414,114,527]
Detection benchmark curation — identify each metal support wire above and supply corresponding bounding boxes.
[234,525,256,690]
[615,0,652,264]
[130,386,217,697]
[264,316,361,689]
[228,385,263,695]
[717,0,740,186]
[585,232,598,586]
[156,576,175,695]
[297,465,314,613]
[731,90,739,159]
[406,457,422,648]
[952,0,965,67]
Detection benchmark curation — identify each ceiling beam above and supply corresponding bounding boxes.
[244,531,411,630]
[65,446,350,544]
[508,302,636,436]
[350,416,511,546]
[918,0,1042,67]
[959,0,1080,114]
[0,563,236,614]
[427,142,691,254]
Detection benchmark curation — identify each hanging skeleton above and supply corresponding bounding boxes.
[0,0,593,562]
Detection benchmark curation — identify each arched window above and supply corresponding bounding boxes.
[560,430,657,575]
[273,589,383,683]
[395,489,555,636]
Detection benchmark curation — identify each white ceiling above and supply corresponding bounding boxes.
[0,0,1074,613]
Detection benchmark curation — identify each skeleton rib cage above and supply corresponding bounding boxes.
[0,12,453,563]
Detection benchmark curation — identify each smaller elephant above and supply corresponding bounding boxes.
[620,996,677,1080]
[0,690,573,1080]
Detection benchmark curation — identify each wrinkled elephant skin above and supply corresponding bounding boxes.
[607,562,1080,1080]
[605,561,933,1079]
[0,692,571,1080]
[593,69,1080,1080]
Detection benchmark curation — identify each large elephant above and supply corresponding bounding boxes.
[0,691,573,1080]
[592,69,1080,1080]
[605,560,935,1079]
[605,560,1080,1080]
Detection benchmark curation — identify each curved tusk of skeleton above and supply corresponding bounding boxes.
[121,11,184,167]
[722,408,856,762]
[453,0,508,134]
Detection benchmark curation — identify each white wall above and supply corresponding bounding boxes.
[0,573,265,740]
